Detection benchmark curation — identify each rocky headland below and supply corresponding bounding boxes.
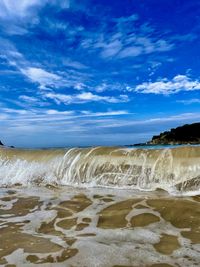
[134,122,200,146]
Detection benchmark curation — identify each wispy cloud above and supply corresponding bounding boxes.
[62,59,88,70]
[20,67,61,89]
[95,112,200,130]
[81,16,174,60]
[1,108,28,115]
[19,95,41,103]
[177,98,200,105]
[0,0,70,19]
[0,0,70,34]
[44,92,129,104]
[0,106,131,133]
[135,75,200,94]
[18,95,50,107]
[80,110,129,117]
[0,0,43,19]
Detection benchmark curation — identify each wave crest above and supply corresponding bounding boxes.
[0,146,200,195]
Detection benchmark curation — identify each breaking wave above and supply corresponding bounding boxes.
[0,146,200,195]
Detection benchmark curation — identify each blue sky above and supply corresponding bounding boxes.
[0,0,200,147]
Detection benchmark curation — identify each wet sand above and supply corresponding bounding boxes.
[0,186,199,267]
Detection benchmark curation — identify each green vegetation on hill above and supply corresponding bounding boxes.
[149,123,200,145]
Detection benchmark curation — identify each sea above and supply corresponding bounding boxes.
[0,145,200,267]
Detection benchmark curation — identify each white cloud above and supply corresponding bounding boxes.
[20,67,61,89]
[44,109,129,117]
[80,110,129,117]
[0,0,70,34]
[76,92,129,103]
[0,0,69,19]
[45,93,72,105]
[74,83,86,90]
[44,92,129,104]
[135,75,200,94]
[45,109,74,115]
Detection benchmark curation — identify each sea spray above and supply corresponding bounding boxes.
[0,146,200,195]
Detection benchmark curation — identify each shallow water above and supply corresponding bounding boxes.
[0,186,199,267]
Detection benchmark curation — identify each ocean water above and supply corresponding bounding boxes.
[0,146,200,266]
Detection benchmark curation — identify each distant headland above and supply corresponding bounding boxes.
[134,122,200,146]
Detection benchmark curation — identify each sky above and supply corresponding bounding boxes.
[0,0,200,147]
